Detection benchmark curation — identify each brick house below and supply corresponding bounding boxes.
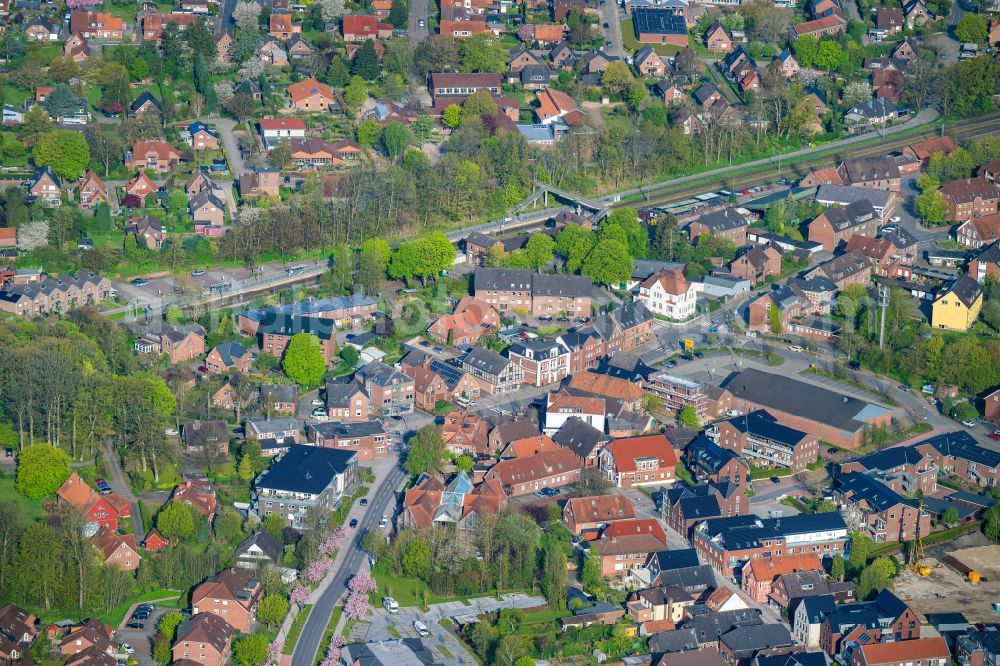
[688,208,749,244]
[837,445,938,495]
[94,528,141,571]
[182,420,230,456]
[427,296,500,346]
[472,268,592,318]
[441,411,491,457]
[172,478,218,517]
[567,371,644,410]
[238,169,281,199]
[939,178,998,222]
[60,620,114,657]
[807,200,880,251]
[834,471,930,543]
[189,190,226,231]
[356,361,415,416]
[205,342,253,374]
[287,78,335,111]
[804,251,873,291]
[664,481,747,537]
[594,519,668,578]
[562,494,637,534]
[256,314,337,364]
[135,323,206,364]
[557,328,607,374]
[599,434,677,488]
[741,553,823,603]
[635,46,666,76]
[341,15,392,40]
[192,568,263,632]
[28,167,61,205]
[78,170,108,209]
[172,613,233,666]
[508,338,571,387]
[986,386,1000,424]
[590,301,655,356]
[729,245,783,285]
[708,410,819,473]
[142,12,198,41]
[57,472,130,532]
[0,273,113,319]
[124,171,157,200]
[127,141,181,173]
[706,23,734,52]
[957,215,1000,248]
[269,12,299,39]
[69,10,125,40]
[484,448,582,496]
[837,157,901,192]
[915,430,1000,487]
[323,382,372,421]
[851,636,948,666]
[684,436,749,487]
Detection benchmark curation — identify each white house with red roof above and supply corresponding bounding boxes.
[599,434,678,488]
[258,118,306,150]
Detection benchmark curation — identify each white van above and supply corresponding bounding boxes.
[413,620,429,637]
[383,597,398,614]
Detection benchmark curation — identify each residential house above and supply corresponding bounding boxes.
[741,553,823,603]
[804,251,873,291]
[70,10,125,40]
[483,448,582,496]
[256,314,337,363]
[189,190,227,233]
[834,471,930,543]
[563,494,637,535]
[28,167,61,205]
[552,417,610,467]
[770,571,856,609]
[729,245,783,286]
[815,184,894,220]
[590,301,655,355]
[172,478,218,517]
[635,46,667,76]
[535,87,583,125]
[124,171,157,201]
[60,620,114,657]
[289,139,361,167]
[688,207,750,244]
[239,168,281,199]
[931,275,983,331]
[706,22,734,52]
[77,170,108,209]
[57,472,130,532]
[188,121,219,150]
[915,430,1000,487]
[851,636,948,666]
[94,527,141,571]
[472,268,592,317]
[790,14,846,38]
[439,19,491,38]
[792,596,838,647]
[399,472,507,530]
[127,140,181,173]
[441,411,491,457]
[0,604,37,658]
[258,118,306,150]
[939,178,998,222]
[142,12,198,41]
[594,519,668,578]
[251,446,358,529]
[567,370,644,410]
[462,346,523,393]
[205,342,253,374]
[807,200,880,251]
[600,434,677,488]
[957,215,1000,248]
[664,481,747,537]
[709,410,819,473]
[969,239,1000,283]
[125,216,165,250]
[429,72,501,103]
[628,584,696,627]
[309,421,388,459]
[341,14,392,40]
[182,420,229,456]
[135,323,206,364]
[24,18,58,41]
[427,296,500,346]
[356,361,414,416]
[129,91,162,119]
[685,436,750,487]
[543,391,605,434]
[870,8,903,40]
[694,513,849,575]
[844,99,902,128]
[234,530,283,570]
[172,613,233,666]
[0,273,113,318]
[838,445,938,495]
[269,12,299,39]
[192,568,262,632]
[720,625,794,664]
[508,338,570,387]
[287,78,336,111]
[637,267,698,321]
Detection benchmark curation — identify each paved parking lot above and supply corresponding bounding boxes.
[113,605,173,666]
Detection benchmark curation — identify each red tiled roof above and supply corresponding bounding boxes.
[258,118,306,131]
[602,435,677,473]
[487,448,581,486]
[857,637,948,665]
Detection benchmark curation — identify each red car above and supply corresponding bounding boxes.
[991,431,1000,441]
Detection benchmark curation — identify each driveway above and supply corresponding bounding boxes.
[101,442,145,537]
[199,117,245,177]
[113,604,172,666]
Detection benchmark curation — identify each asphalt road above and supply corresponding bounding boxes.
[408,0,429,42]
[217,0,237,34]
[600,0,625,58]
[101,442,145,537]
[290,463,409,666]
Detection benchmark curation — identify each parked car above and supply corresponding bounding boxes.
[119,644,134,655]
[4,448,12,458]
[769,477,781,484]
[360,498,368,506]
[311,399,324,406]
[130,279,149,286]
[383,597,399,614]
[418,18,425,26]
[349,518,358,528]
[991,430,1000,441]
[191,269,205,277]
[310,407,328,419]
[125,622,144,630]
[962,419,977,427]
[413,620,429,637]
[898,384,912,392]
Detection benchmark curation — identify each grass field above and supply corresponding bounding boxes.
[374,572,501,609]
[283,604,313,655]
[620,18,684,56]
[0,475,45,521]
[98,588,184,628]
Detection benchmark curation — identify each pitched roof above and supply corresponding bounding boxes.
[939,177,998,204]
[567,371,644,402]
[564,494,636,525]
[462,346,511,376]
[939,274,983,308]
[717,410,811,448]
[253,446,356,494]
[856,637,947,664]
[486,448,581,486]
[175,613,232,653]
[746,553,823,582]
[640,267,691,296]
[552,417,609,459]
[287,77,333,103]
[633,7,687,35]
[603,434,677,473]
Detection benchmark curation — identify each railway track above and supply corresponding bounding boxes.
[619,113,1000,211]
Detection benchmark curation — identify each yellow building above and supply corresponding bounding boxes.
[931,275,983,331]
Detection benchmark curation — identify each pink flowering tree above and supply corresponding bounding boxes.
[517,24,534,42]
[325,635,346,663]
[268,640,282,666]
[344,591,369,619]
[66,0,100,7]
[304,558,333,584]
[290,585,311,607]
[318,526,347,557]
[348,572,377,596]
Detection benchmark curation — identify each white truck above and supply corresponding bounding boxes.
[383,597,398,614]
[413,620,429,637]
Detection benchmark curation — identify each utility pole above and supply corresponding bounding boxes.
[878,283,890,350]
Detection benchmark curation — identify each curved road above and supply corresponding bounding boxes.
[291,464,408,666]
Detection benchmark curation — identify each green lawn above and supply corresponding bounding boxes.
[283,605,313,655]
[0,475,45,522]
[374,572,499,609]
[620,18,684,56]
[523,609,572,624]
[97,589,184,628]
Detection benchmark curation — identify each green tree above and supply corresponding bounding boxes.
[358,238,391,295]
[769,304,783,334]
[281,333,327,386]
[257,595,290,627]
[352,39,381,80]
[604,207,647,258]
[941,506,959,527]
[678,405,700,428]
[916,190,948,224]
[326,56,350,86]
[262,513,286,543]
[830,553,845,581]
[523,233,555,270]
[402,538,431,581]
[404,425,447,476]
[233,633,270,666]
[357,118,380,148]
[849,532,873,574]
[581,547,602,594]
[41,84,82,121]
[581,239,632,286]
[815,499,838,513]
[381,122,411,160]
[442,104,462,129]
[455,454,474,473]
[344,75,367,110]
[33,130,91,180]
[651,214,683,261]
[215,508,245,545]
[339,345,359,367]
[459,32,507,72]
[388,0,408,28]
[237,454,253,481]
[158,613,184,641]
[15,444,71,499]
[157,501,195,540]
[461,89,498,124]
[153,634,171,665]
[541,542,568,608]
[955,13,987,43]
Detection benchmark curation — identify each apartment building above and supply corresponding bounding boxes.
[472,268,592,317]
[462,346,523,394]
[837,445,938,495]
[708,410,819,473]
[0,273,112,318]
[356,361,414,416]
[600,434,678,488]
[251,447,358,529]
[507,338,571,387]
[834,472,930,543]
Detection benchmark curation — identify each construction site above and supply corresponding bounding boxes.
[893,537,1000,624]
